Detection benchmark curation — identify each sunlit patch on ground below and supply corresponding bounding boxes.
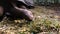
[0,6,60,34]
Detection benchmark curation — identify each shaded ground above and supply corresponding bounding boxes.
[0,6,60,34]
[45,6,60,16]
[43,6,60,20]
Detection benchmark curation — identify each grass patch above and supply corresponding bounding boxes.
[0,6,60,34]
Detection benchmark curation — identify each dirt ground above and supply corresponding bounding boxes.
[0,6,60,34]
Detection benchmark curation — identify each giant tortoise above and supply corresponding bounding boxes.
[0,0,34,21]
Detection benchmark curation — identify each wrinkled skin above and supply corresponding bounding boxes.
[8,3,34,21]
[0,6,4,21]
[0,6,4,16]
[0,0,34,21]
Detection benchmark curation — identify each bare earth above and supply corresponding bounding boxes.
[0,6,60,34]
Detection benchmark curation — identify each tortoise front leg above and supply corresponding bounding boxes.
[0,6,4,22]
[0,6,4,16]
[11,3,34,21]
